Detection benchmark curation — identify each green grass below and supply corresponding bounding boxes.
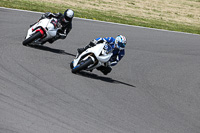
[1,0,200,34]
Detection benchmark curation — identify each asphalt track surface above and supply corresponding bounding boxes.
[0,7,200,133]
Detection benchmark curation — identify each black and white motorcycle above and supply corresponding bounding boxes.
[23,18,61,46]
[70,41,113,74]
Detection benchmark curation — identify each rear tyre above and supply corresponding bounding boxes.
[72,57,94,74]
[22,32,42,46]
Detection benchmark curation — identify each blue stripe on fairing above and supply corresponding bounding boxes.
[73,65,80,69]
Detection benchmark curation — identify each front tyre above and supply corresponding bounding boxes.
[70,61,74,69]
[72,57,94,74]
[22,32,42,46]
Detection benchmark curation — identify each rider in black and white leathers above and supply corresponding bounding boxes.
[33,9,74,44]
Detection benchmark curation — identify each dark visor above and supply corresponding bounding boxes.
[118,42,125,48]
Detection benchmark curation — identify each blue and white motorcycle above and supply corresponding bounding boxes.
[70,42,113,74]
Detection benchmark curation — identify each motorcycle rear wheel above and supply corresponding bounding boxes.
[22,32,42,46]
[72,57,94,74]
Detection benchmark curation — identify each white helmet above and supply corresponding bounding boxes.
[115,35,127,49]
[64,9,74,21]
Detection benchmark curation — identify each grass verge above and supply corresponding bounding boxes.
[1,0,200,34]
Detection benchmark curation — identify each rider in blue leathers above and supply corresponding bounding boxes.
[77,35,127,75]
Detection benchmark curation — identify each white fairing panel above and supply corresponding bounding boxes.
[72,42,113,70]
[25,18,58,40]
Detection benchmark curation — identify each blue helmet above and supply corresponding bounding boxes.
[115,35,127,49]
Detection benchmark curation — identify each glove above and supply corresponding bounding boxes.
[39,12,51,20]
[90,39,106,46]
[96,39,105,44]
[91,39,98,44]
[45,12,54,18]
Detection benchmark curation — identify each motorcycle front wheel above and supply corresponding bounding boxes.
[71,57,94,74]
[22,32,42,46]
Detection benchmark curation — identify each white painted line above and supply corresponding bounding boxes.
[0,7,199,36]
[0,6,43,14]
[75,17,200,36]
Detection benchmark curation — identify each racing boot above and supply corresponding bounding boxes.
[48,34,60,44]
[96,66,112,75]
[77,48,85,55]
[77,41,96,56]
[77,44,91,55]
[48,38,55,44]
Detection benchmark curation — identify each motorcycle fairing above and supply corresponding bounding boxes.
[73,42,113,70]
[25,18,59,42]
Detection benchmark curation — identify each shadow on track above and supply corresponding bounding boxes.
[29,45,76,57]
[77,71,135,88]
[28,45,134,87]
